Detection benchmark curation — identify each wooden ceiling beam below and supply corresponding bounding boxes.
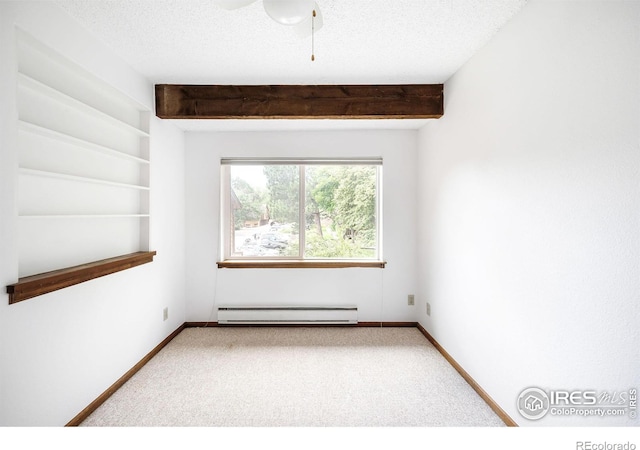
[155,84,443,120]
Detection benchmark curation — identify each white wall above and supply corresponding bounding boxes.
[0,2,186,426]
[185,130,418,323]
[417,0,640,426]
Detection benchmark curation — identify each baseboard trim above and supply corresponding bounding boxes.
[416,323,518,427]
[184,321,418,328]
[185,321,220,327]
[65,323,185,426]
[358,321,417,327]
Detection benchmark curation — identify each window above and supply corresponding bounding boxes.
[219,158,384,268]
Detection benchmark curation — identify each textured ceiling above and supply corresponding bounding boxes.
[55,0,528,130]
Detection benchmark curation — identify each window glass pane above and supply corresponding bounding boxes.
[304,165,377,259]
[230,165,299,257]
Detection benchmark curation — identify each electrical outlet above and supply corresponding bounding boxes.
[408,294,415,306]
[426,302,431,316]
[163,307,169,321]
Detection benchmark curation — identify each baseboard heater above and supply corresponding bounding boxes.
[217,305,358,325]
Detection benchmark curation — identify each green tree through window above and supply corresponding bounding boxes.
[222,159,381,261]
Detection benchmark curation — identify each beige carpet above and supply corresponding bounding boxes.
[80,327,505,427]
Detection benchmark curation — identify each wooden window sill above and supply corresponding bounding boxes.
[217,260,386,269]
[6,251,156,304]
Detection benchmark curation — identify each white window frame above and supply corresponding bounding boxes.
[219,157,384,267]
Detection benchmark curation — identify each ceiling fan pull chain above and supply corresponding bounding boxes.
[311,9,316,61]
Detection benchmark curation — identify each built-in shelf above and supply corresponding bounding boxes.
[6,252,157,304]
[16,28,150,123]
[12,29,152,298]
[18,73,149,138]
[18,120,149,164]
[19,168,150,191]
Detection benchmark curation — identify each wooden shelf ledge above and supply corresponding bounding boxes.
[217,260,386,269]
[6,251,156,304]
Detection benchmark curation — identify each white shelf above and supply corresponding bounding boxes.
[19,168,150,191]
[18,120,150,164]
[16,28,150,115]
[18,72,149,138]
